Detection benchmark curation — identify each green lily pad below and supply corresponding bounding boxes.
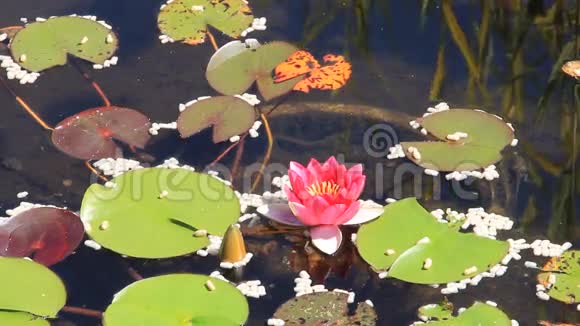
[176,96,255,143]
[0,257,66,318]
[356,198,509,283]
[0,311,49,326]
[157,0,253,45]
[10,16,118,72]
[104,274,249,326]
[273,291,377,326]
[80,167,240,258]
[537,250,579,304]
[401,109,514,171]
[206,40,304,100]
[422,302,511,325]
[418,299,453,321]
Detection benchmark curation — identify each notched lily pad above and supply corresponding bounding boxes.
[206,40,304,100]
[80,168,240,258]
[51,106,151,160]
[356,198,509,284]
[157,0,253,45]
[10,16,118,72]
[418,302,511,325]
[0,207,84,266]
[104,274,249,326]
[0,311,49,326]
[177,96,255,143]
[401,109,514,171]
[537,250,579,304]
[418,299,453,321]
[273,291,377,326]
[0,257,66,318]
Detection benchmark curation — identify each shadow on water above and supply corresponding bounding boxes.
[0,0,578,325]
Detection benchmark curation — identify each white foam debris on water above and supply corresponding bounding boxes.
[510,138,518,147]
[93,158,143,177]
[536,291,550,301]
[407,146,422,161]
[409,120,421,129]
[385,197,397,203]
[530,239,569,257]
[178,95,212,112]
[350,233,357,244]
[16,191,29,199]
[20,17,28,23]
[84,240,102,250]
[149,121,177,135]
[378,271,388,279]
[524,261,538,269]
[267,318,285,326]
[236,280,267,298]
[485,300,497,307]
[271,175,290,189]
[249,128,259,138]
[387,144,405,159]
[238,212,257,223]
[241,17,267,37]
[424,169,439,176]
[229,135,241,143]
[445,165,499,182]
[0,33,8,41]
[220,252,254,269]
[0,55,40,84]
[364,299,374,307]
[234,93,261,106]
[5,202,62,216]
[155,157,195,171]
[158,34,175,44]
[511,320,519,326]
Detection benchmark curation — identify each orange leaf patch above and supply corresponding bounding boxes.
[274,51,352,93]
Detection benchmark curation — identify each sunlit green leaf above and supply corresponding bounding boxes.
[537,250,579,304]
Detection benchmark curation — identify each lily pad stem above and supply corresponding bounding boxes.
[70,59,111,107]
[84,161,108,182]
[231,136,246,181]
[208,133,249,166]
[0,75,54,130]
[61,306,103,319]
[206,30,219,51]
[250,114,273,192]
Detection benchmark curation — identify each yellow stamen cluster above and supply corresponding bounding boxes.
[306,181,340,196]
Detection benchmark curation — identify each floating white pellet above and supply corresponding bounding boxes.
[424,169,439,176]
[299,270,310,279]
[205,280,216,291]
[385,198,397,203]
[84,240,102,250]
[194,229,208,237]
[267,319,285,326]
[378,271,388,279]
[192,5,204,11]
[417,237,431,245]
[220,262,234,269]
[93,64,103,69]
[365,299,374,307]
[16,191,29,198]
[536,291,550,301]
[106,33,114,43]
[159,190,169,198]
[536,284,546,292]
[249,129,259,138]
[351,233,357,243]
[0,34,7,41]
[548,274,556,285]
[511,320,519,326]
[485,300,497,307]
[99,220,110,230]
[347,292,355,303]
[19,54,27,62]
[423,258,433,269]
[561,242,572,251]
[510,139,518,146]
[80,36,89,44]
[463,266,477,275]
[385,249,396,256]
[229,135,240,142]
[524,261,537,269]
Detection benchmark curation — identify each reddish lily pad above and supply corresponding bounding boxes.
[273,292,377,325]
[51,106,151,160]
[0,207,84,266]
[177,96,255,143]
[206,41,304,101]
[401,109,514,171]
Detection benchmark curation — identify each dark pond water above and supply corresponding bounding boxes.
[0,0,579,325]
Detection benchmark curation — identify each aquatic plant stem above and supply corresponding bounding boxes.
[84,161,109,182]
[0,75,54,130]
[206,30,219,51]
[209,133,248,166]
[61,306,103,318]
[230,136,246,181]
[70,59,111,107]
[250,114,273,193]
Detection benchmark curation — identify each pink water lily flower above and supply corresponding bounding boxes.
[257,156,384,255]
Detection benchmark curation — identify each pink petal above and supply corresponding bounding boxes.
[342,200,384,225]
[310,225,343,255]
[317,204,347,225]
[288,202,318,225]
[334,200,361,225]
[256,204,304,226]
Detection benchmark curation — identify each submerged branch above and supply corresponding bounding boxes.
[250,114,274,193]
[70,60,111,107]
[61,306,103,319]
